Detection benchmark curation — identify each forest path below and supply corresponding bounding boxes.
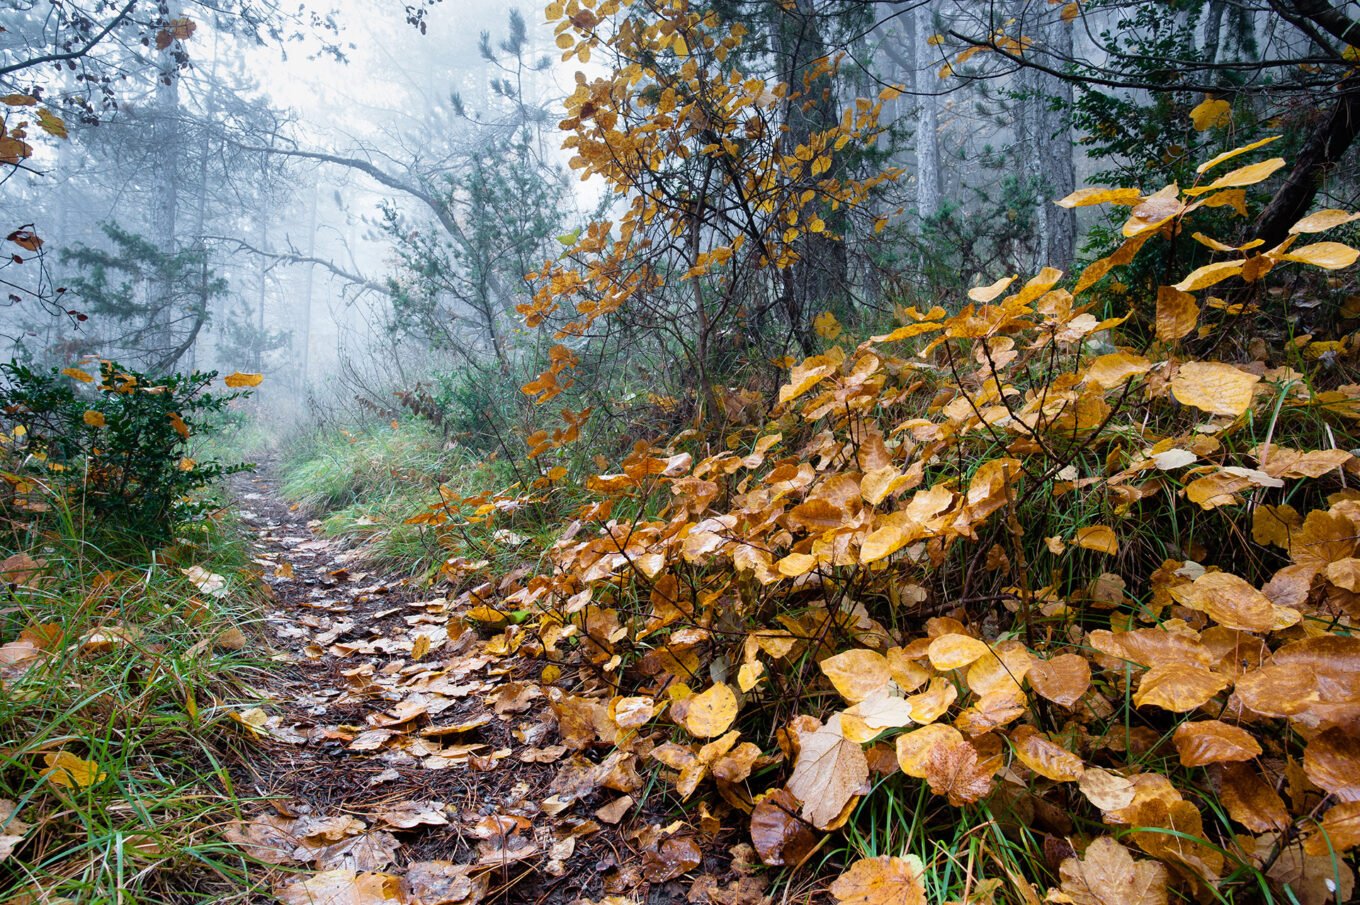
[221,470,637,905]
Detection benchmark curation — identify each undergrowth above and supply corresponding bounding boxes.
[0,505,265,904]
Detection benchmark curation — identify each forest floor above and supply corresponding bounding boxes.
[224,471,753,905]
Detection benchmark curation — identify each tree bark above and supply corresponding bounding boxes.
[1254,85,1360,248]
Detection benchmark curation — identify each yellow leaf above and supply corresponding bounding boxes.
[1170,361,1260,417]
[1196,135,1281,174]
[1055,186,1143,209]
[42,751,106,788]
[82,410,105,428]
[1156,286,1199,341]
[830,855,927,905]
[820,649,891,703]
[1289,209,1360,234]
[1084,352,1151,390]
[684,683,738,738]
[967,275,1016,303]
[223,372,264,388]
[1184,157,1286,196]
[62,367,93,383]
[1189,97,1231,131]
[1277,241,1360,270]
[1074,525,1118,555]
[927,633,989,671]
[167,412,190,439]
[1172,260,1245,292]
[411,635,431,661]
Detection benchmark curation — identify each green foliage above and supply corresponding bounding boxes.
[0,360,251,547]
[58,223,227,373]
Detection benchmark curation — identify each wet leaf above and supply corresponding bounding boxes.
[1172,720,1261,767]
[829,854,927,905]
[684,683,739,738]
[749,788,816,866]
[1053,836,1168,905]
[1133,663,1229,712]
[1170,362,1260,416]
[1028,653,1091,707]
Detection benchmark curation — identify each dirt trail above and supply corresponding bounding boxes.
[223,471,666,905]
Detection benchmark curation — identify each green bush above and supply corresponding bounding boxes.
[0,360,251,546]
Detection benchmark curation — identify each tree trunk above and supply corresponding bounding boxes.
[1038,11,1076,269]
[913,3,942,220]
[1254,84,1360,249]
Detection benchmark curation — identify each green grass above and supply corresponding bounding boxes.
[0,498,266,904]
[278,419,511,575]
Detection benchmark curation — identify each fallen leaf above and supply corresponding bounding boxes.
[684,683,739,738]
[1054,836,1168,905]
[786,715,869,829]
[829,854,927,905]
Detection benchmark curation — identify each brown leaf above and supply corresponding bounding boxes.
[1054,836,1168,905]
[1174,571,1283,633]
[1303,801,1360,856]
[1172,719,1261,767]
[1304,729,1360,801]
[923,737,994,806]
[785,716,869,829]
[1027,653,1091,707]
[405,860,487,905]
[642,833,702,882]
[274,869,404,905]
[829,855,927,905]
[1217,762,1289,833]
[1010,725,1084,781]
[1132,663,1229,712]
[749,788,816,866]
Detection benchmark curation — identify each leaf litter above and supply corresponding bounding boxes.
[227,475,757,905]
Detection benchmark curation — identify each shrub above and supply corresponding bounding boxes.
[0,360,252,546]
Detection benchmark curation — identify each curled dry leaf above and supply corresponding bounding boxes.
[1171,719,1261,767]
[829,854,927,905]
[1051,836,1168,905]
